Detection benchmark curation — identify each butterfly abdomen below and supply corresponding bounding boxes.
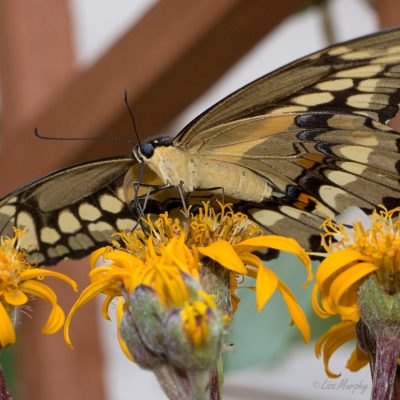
[145,145,273,202]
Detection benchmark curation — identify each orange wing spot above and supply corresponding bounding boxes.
[294,193,319,211]
[305,153,325,163]
[296,159,316,169]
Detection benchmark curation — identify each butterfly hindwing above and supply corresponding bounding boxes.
[0,157,140,266]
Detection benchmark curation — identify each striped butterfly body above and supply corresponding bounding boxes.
[1,28,400,266]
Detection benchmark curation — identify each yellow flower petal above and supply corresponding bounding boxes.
[21,268,78,291]
[316,249,369,288]
[315,321,355,378]
[64,278,116,347]
[277,280,310,343]
[89,246,112,269]
[104,250,141,268]
[234,236,312,285]
[4,289,28,306]
[20,280,65,334]
[116,297,134,362]
[198,241,247,274]
[101,295,114,321]
[346,345,369,372]
[256,266,278,311]
[311,284,329,318]
[0,303,16,347]
[329,262,377,307]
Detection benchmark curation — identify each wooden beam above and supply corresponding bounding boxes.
[376,0,400,131]
[0,0,308,194]
[0,2,106,400]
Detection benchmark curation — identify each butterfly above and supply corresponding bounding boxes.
[1,27,400,266]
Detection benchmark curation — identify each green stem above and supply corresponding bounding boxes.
[200,258,231,399]
[0,366,11,400]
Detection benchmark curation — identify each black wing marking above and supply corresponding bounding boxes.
[0,157,137,266]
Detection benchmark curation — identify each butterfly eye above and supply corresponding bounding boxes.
[139,142,155,158]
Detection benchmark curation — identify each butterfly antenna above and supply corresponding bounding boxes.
[124,90,141,146]
[34,128,134,143]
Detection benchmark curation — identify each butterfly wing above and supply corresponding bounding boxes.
[0,157,167,266]
[172,28,400,250]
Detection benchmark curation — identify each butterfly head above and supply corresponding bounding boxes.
[132,136,173,161]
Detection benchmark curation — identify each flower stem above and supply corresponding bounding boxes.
[371,329,400,400]
[200,259,230,399]
[0,366,11,400]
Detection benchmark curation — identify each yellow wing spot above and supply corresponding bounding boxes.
[88,221,114,241]
[116,218,136,231]
[68,234,94,250]
[325,170,357,186]
[78,203,101,222]
[268,105,308,114]
[374,54,400,64]
[358,78,400,93]
[0,205,16,217]
[335,64,383,78]
[40,227,61,245]
[292,92,334,106]
[251,209,284,225]
[338,161,368,175]
[58,210,81,234]
[47,245,69,259]
[334,145,372,164]
[99,194,124,214]
[316,79,353,91]
[328,46,350,56]
[340,49,378,60]
[16,211,39,250]
[346,93,389,109]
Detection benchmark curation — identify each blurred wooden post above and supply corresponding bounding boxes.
[0,2,106,399]
[376,0,400,131]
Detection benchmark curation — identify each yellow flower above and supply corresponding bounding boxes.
[64,235,204,348]
[0,229,77,348]
[313,206,400,377]
[66,203,312,353]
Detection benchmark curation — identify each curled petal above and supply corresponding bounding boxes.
[21,268,78,292]
[277,280,310,343]
[256,266,278,311]
[234,236,312,285]
[346,345,369,372]
[101,295,114,321]
[311,285,331,319]
[198,241,247,274]
[116,297,134,361]
[0,303,16,347]
[64,278,117,347]
[330,262,377,307]
[316,249,369,288]
[20,280,65,334]
[104,250,141,268]
[4,289,28,306]
[89,246,112,269]
[315,321,355,378]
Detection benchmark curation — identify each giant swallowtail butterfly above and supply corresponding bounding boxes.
[1,28,400,266]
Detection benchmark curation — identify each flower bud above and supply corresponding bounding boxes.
[119,308,163,370]
[164,305,224,370]
[127,285,166,355]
